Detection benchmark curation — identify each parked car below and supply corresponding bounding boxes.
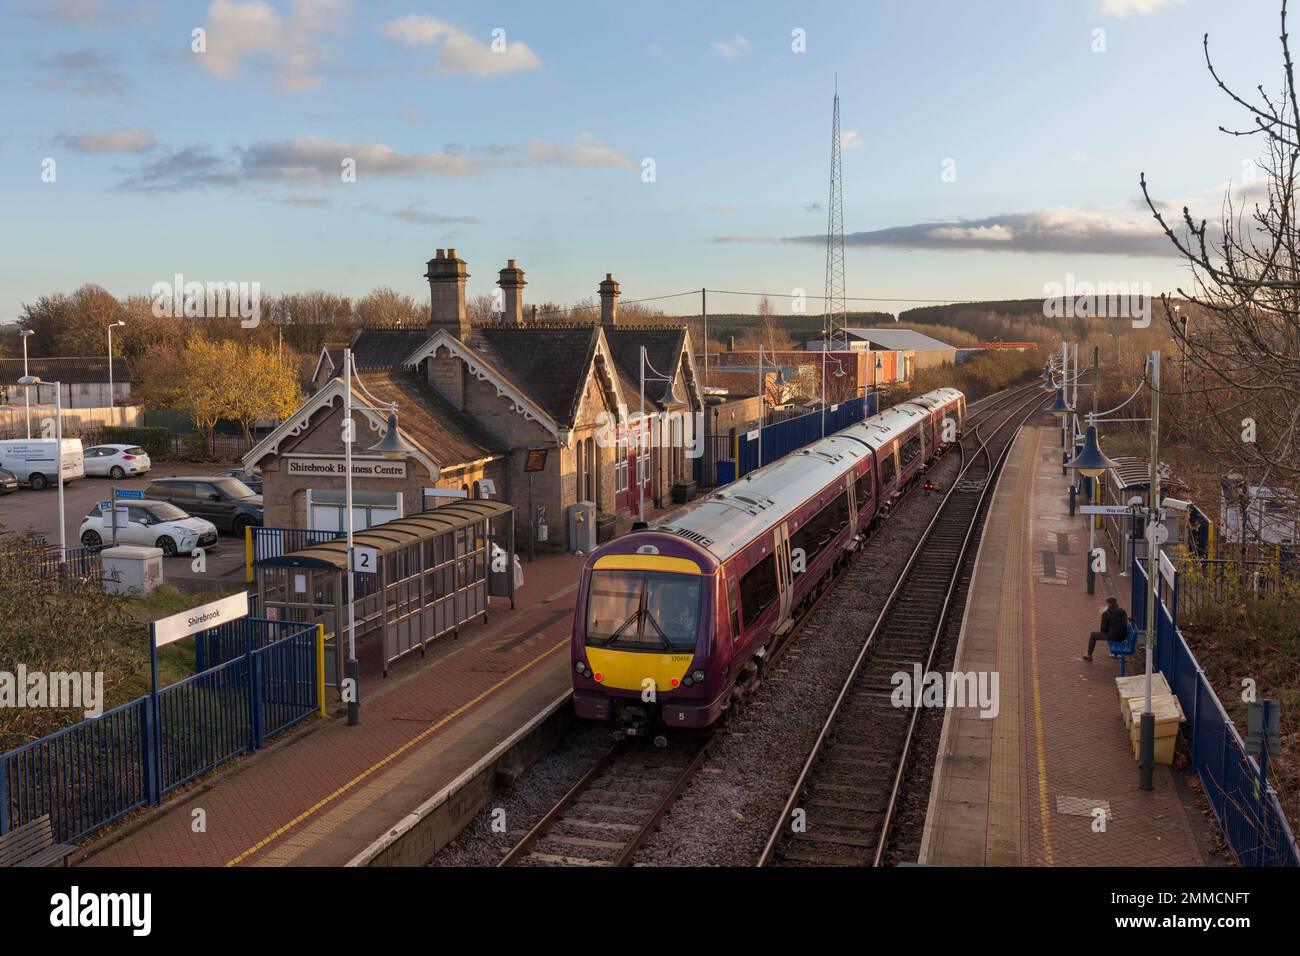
[143,476,263,534]
[0,438,85,489]
[80,501,218,556]
[213,467,262,494]
[0,467,17,494]
[84,444,151,479]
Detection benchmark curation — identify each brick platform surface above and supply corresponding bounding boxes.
[79,548,593,867]
[921,423,1208,867]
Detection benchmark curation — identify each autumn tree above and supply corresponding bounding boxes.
[354,287,422,327]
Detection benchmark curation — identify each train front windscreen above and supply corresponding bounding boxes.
[584,569,702,652]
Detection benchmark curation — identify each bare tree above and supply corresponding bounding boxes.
[1141,0,1300,548]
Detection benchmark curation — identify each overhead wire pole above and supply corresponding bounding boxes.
[822,76,849,352]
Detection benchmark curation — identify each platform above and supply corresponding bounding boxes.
[919,422,1211,867]
[78,549,587,867]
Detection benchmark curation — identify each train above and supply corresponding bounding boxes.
[571,387,967,741]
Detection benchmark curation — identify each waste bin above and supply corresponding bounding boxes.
[1127,692,1185,765]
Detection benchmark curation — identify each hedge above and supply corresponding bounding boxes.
[101,425,172,459]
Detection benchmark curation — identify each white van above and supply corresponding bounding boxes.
[0,438,85,489]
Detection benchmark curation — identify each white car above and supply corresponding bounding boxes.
[84,444,151,479]
[79,500,218,556]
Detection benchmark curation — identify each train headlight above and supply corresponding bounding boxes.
[574,661,588,677]
[692,670,705,683]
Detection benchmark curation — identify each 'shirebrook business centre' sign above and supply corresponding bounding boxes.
[284,456,407,479]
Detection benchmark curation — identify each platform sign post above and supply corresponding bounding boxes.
[147,592,250,800]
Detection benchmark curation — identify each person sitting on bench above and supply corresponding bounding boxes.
[1083,596,1127,662]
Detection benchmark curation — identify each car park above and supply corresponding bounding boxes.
[143,476,263,534]
[0,438,85,489]
[79,500,218,556]
[83,444,151,479]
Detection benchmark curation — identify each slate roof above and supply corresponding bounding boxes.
[0,356,130,384]
[353,368,502,467]
[842,328,956,352]
[349,328,429,370]
[465,324,602,429]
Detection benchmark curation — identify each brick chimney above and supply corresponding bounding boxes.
[425,248,470,339]
[599,273,620,328]
[498,259,526,326]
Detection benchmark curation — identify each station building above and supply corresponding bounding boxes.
[246,251,702,551]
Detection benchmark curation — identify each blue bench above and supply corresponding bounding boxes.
[1108,620,1138,675]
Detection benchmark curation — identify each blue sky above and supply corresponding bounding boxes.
[0,0,1287,322]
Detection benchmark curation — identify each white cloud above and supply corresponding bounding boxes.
[57,127,156,153]
[116,132,632,189]
[196,0,352,92]
[706,203,734,214]
[1099,0,1185,17]
[840,130,863,150]
[711,34,751,60]
[377,15,540,76]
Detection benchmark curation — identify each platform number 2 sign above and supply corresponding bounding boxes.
[351,546,379,574]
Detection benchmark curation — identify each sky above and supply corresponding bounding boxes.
[0,0,1290,323]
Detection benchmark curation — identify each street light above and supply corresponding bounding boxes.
[341,349,415,726]
[16,375,65,564]
[106,320,125,427]
[820,348,847,437]
[19,329,34,438]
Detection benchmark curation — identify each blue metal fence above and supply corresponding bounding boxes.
[251,526,342,563]
[0,620,319,845]
[1133,561,1299,867]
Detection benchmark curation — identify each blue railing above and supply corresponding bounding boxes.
[0,620,319,845]
[705,395,876,485]
[252,526,342,563]
[1133,561,1299,867]
[194,617,308,672]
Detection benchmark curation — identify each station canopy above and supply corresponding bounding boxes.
[256,500,513,570]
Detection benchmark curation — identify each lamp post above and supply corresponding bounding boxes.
[17,376,65,563]
[19,329,34,438]
[106,320,125,426]
[637,345,683,523]
[340,348,417,726]
[1066,349,1163,791]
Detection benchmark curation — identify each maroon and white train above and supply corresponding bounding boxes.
[570,388,966,738]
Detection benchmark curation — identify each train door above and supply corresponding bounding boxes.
[845,472,858,538]
[773,523,794,630]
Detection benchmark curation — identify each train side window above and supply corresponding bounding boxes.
[739,553,778,628]
[726,575,741,641]
[790,492,850,571]
[880,446,898,486]
[900,432,922,467]
[855,468,873,505]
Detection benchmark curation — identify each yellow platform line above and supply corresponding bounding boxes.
[226,636,569,867]
[1026,429,1054,866]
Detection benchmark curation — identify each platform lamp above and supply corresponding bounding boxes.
[106,319,125,427]
[1066,424,1118,595]
[1049,387,1073,463]
[637,346,684,524]
[341,348,418,727]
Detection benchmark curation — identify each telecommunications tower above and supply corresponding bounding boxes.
[822,79,848,350]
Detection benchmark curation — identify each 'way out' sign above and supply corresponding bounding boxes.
[151,592,250,647]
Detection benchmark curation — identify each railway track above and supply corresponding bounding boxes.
[757,387,1046,867]
[496,383,1042,868]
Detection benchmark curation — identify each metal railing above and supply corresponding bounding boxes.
[0,620,321,845]
[1133,561,1299,867]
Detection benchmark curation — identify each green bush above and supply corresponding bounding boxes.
[180,431,213,462]
[101,426,172,459]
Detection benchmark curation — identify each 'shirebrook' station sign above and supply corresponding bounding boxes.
[284,456,407,479]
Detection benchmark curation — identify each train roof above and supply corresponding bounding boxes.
[647,388,962,561]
